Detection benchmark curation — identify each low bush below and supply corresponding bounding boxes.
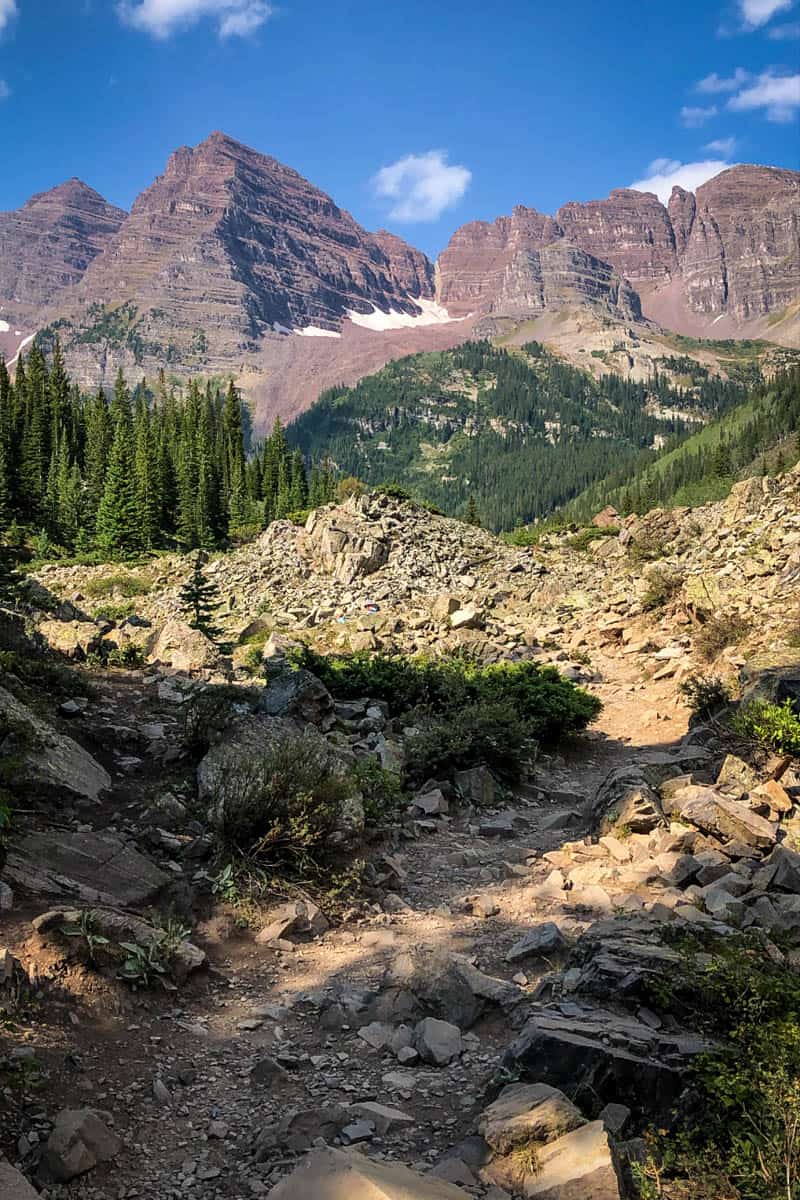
[694,611,750,661]
[92,601,136,622]
[732,699,800,755]
[293,648,601,745]
[351,758,405,824]
[406,699,532,783]
[626,532,669,563]
[638,935,800,1200]
[642,565,684,611]
[84,572,151,600]
[106,644,145,669]
[679,674,732,719]
[566,526,620,552]
[209,728,355,873]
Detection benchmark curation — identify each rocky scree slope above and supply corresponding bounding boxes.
[1,473,800,1197]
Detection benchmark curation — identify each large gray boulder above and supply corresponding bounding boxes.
[257,666,334,727]
[0,1159,39,1199]
[148,619,218,671]
[665,784,778,851]
[0,684,110,802]
[479,1083,585,1154]
[300,501,390,584]
[5,832,169,908]
[38,618,102,660]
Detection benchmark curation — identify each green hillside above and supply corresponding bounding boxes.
[288,341,747,531]
[558,364,800,525]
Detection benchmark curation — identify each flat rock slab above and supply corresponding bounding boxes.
[5,831,170,908]
[267,1146,471,1198]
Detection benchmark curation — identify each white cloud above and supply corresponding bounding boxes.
[630,157,732,203]
[739,0,793,28]
[697,68,752,92]
[680,104,718,126]
[372,151,472,222]
[117,0,273,38]
[0,0,17,34]
[705,135,738,153]
[728,69,800,120]
[0,79,9,99]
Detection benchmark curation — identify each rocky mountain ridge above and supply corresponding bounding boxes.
[1,138,798,429]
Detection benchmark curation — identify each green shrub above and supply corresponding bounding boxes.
[407,700,532,783]
[351,759,405,823]
[84,572,151,600]
[679,674,732,719]
[286,508,312,526]
[92,602,136,622]
[639,936,800,1200]
[626,532,669,563]
[106,644,145,669]
[291,648,601,745]
[642,565,683,611]
[732,699,800,755]
[695,611,750,661]
[209,728,355,873]
[566,526,620,552]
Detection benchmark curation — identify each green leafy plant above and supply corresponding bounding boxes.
[92,601,136,622]
[106,643,145,668]
[211,862,240,902]
[566,525,620,552]
[60,911,111,965]
[117,940,172,990]
[732,699,800,755]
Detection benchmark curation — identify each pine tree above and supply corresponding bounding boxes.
[179,552,221,639]
[464,495,481,526]
[95,372,141,557]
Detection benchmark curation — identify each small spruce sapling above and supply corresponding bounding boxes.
[179,552,222,640]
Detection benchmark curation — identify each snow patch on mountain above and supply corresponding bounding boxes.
[346,298,460,332]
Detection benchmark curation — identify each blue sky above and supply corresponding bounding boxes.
[0,0,798,257]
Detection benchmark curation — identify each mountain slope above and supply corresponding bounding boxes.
[288,340,751,529]
[558,364,800,522]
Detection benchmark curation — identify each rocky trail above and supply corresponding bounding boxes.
[2,474,800,1198]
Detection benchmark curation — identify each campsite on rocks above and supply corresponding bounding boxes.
[1,2,800,1192]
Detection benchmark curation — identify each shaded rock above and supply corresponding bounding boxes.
[454,764,496,806]
[379,946,520,1029]
[266,1146,471,1198]
[507,922,568,963]
[40,1109,121,1183]
[0,683,110,802]
[479,1083,585,1154]
[503,1006,708,1122]
[257,667,334,727]
[39,618,102,661]
[6,832,169,908]
[414,1017,463,1066]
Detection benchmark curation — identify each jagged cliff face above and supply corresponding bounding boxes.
[66,133,435,352]
[436,165,800,335]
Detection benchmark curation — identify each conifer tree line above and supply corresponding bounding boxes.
[0,341,338,558]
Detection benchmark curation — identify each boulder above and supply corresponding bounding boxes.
[0,1159,39,1199]
[301,502,389,584]
[479,1083,585,1154]
[379,946,520,1029]
[503,1006,708,1122]
[148,619,218,671]
[739,652,800,709]
[507,922,569,963]
[257,667,334,727]
[256,899,329,944]
[40,1108,121,1183]
[414,1017,463,1066]
[6,832,169,908]
[449,603,485,631]
[666,785,778,851]
[39,618,102,661]
[498,1120,622,1199]
[0,683,110,802]
[454,765,496,806]
[267,1146,471,1198]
